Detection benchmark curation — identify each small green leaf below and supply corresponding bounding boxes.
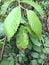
[33,45,41,52]
[7,56,14,65]
[16,26,29,51]
[40,54,45,59]
[43,47,49,54]
[4,6,21,40]
[27,42,32,50]
[31,52,39,58]
[31,59,38,65]
[1,60,9,65]
[21,1,44,16]
[31,38,41,47]
[1,1,11,14]
[38,58,43,64]
[16,63,20,65]
[27,10,42,38]
[1,56,14,65]
[44,37,49,47]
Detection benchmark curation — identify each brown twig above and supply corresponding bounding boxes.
[0,36,6,62]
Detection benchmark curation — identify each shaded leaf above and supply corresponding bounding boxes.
[16,63,20,65]
[1,56,14,65]
[38,58,43,64]
[40,53,45,59]
[7,56,14,65]
[31,52,39,58]
[1,60,9,65]
[31,59,38,65]
[43,47,49,54]
[44,37,49,47]
[31,37,41,47]
[27,42,32,50]
[33,45,41,52]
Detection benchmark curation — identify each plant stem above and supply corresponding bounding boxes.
[20,5,28,11]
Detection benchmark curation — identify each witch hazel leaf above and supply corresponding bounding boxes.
[16,26,29,51]
[27,10,42,38]
[4,6,21,40]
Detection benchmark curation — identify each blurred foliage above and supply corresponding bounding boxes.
[0,35,49,65]
[0,0,49,65]
[39,1,49,10]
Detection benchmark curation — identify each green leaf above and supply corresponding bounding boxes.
[31,52,39,58]
[25,24,38,38]
[16,63,20,65]
[27,42,32,50]
[44,37,49,47]
[1,1,11,15]
[43,47,49,54]
[20,18,38,38]
[4,6,21,40]
[31,37,41,47]
[16,25,29,51]
[19,56,22,62]
[38,58,43,64]
[40,54,45,59]
[1,60,9,65]
[27,10,42,38]
[31,59,38,65]
[20,17,26,24]
[33,45,41,52]
[1,56,14,65]
[7,56,14,65]
[21,1,44,16]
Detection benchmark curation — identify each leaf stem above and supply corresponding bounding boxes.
[20,5,28,11]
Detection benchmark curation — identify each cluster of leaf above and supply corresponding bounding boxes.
[38,0,49,10]
[29,35,49,65]
[0,55,14,65]
[1,35,49,65]
[0,0,48,65]
[3,0,44,50]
